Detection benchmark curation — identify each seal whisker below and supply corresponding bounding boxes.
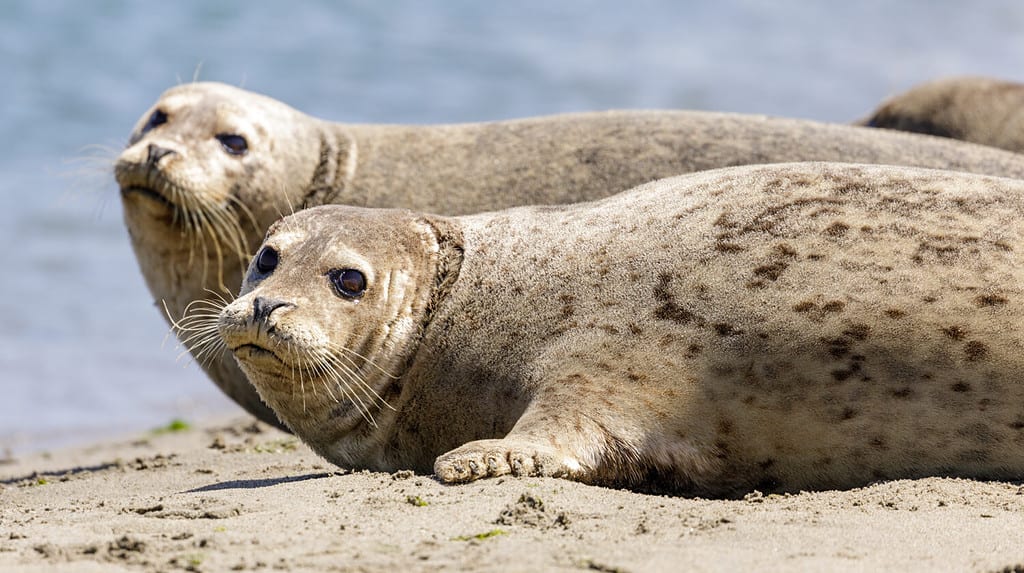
[320,348,393,417]
[199,193,252,261]
[326,341,400,380]
[225,194,261,247]
[313,348,378,426]
[201,288,236,308]
[328,354,396,414]
[190,201,233,293]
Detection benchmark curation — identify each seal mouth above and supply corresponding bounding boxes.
[120,185,177,210]
[232,343,288,366]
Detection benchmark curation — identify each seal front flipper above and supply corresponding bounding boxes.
[433,364,716,489]
[433,436,575,483]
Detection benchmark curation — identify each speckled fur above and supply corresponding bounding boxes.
[220,162,1024,496]
[121,82,1024,431]
[861,76,1024,153]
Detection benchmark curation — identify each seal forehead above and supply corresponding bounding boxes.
[266,227,308,252]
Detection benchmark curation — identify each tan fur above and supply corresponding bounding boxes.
[219,162,1024,496]
[860,76,1024,153]
[119,81,1024,430]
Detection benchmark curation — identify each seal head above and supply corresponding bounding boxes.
[218,206,460,466]
[115,82,328,284]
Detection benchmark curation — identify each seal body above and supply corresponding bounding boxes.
[119,81,1024,430]
[219,162,1024,495]
[861,76,1024,153]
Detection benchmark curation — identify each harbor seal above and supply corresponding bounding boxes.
[860,76,1024,153]
[119,81,1024,430]
[217,162,1024,495]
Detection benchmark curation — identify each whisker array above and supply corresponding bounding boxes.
[163,296,231,369]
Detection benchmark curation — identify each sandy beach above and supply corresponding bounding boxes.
[1,416,1022,572]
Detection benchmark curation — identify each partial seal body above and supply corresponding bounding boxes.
[118,82,1024,430]
[860,76,1024,153]
[219,162,1024,496]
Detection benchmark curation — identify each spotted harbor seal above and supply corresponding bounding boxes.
[119,81,1024,430]
[213,162,1024,495]
[861,76,1024,153]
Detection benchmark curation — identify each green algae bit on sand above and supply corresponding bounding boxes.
[453,529,507,542]
[152,419,192,434]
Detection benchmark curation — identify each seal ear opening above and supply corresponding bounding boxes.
[415,215,464,317]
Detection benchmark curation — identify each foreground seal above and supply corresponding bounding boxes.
[860,76,1024,153]
[217,162,1024,495]
[118,81,1024,430]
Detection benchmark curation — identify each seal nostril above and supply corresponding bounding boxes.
[252,296,293,324]
[147,143,176,164]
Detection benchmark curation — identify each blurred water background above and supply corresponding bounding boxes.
[3,0,1024,455]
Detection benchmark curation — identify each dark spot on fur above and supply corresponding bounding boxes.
[685,343,702,357]
[774,243,798,258]
[975,294,1008,307]
[713,440,731,459]
[600,325,620,335]
[891,387,912,399]
[558,294,575,320]
[884,308,905,319]
[824,337,851,359]
[831,369,853,382]
[806,253,825,261]
[793,301,816,313]
[840,407,858,420]
[824,221,850,237]
[714,212,739,228]
[717,420,734,435]
[627,323,642,336]
[951,381,972,393]
[822,300,845,313]
[942,326,967,340]
[869,437,886,449]
[653,273,703,325]
[1010,419,1024,430]
[758,459,775,470]
[745,280,767,290]
[715,242,745,253]
[627,372,644,383]
[964,341,988,362]
[843,324,871,341]
[922,295,937,303]
[753,260,788,281]
[713,323,743,337]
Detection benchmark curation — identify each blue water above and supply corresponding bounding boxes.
[3,0,1024,454]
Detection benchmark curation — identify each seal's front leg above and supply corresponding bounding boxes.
[434,367,701,487]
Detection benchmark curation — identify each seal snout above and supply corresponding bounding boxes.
[252,296,295,325]
[146,143,176,165]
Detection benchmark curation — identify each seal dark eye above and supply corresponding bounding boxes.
[329,269,366,299]
[255,246,279,275]
[216,133,248,156]
[141,109,167,134]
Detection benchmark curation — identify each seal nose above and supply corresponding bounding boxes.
[147,143,175,164]
[252,296,293,325]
